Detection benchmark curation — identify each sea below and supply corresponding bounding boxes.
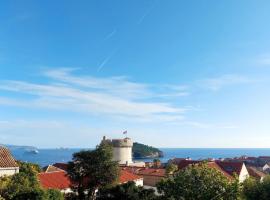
[10,148,270,167]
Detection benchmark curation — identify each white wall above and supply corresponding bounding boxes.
[0,167,19,177]
[134,178,143,187]
[239,164,249,183]
[113,147,132,165]
[128,162,145,167]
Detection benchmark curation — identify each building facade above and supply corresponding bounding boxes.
[0,146,19,177]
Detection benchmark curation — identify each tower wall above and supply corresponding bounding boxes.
[106,137,133,165]
[112,146,133,165]
[101,136,133,165]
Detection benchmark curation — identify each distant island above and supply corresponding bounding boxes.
[0,144,38,151]
[132,142,164,159]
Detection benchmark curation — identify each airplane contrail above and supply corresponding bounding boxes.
[97,49,118,72]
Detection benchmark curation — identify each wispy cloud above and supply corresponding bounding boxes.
[103,29,117,41]
[0,68,188,123]
[182,121,239,129]
[198,74,253,91]
[257,54,270,66]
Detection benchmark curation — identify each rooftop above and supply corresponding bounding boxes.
[0,146,19,168]
[38,171,71,190]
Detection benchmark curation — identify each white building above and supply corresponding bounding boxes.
[0,146,19,176]
[102,136,133,165]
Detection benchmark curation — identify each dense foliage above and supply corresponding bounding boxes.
[157,163,240,200]
[0,162,63,200]
[132,142,163,158]
[242,176,270,200]
[67,142,119,200]
[97,181,157,200]
[165,163,178,175]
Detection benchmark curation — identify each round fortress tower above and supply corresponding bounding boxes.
[102,136,133,165]
[111,138,133,165]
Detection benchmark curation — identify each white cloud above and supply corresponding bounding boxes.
[199,74,253,91]
[0,68,188,123]
[257,54,270,66]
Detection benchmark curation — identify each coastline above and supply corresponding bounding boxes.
[9,148,270,167]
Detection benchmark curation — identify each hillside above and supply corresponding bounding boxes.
[132,142,164,158]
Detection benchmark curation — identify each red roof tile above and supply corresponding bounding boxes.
[215,161,243,176]
[176,160,234,180]
[137,168,166,177]
[119,169,142,184]
[38,171,71,190]
[53,163,68,171]
[0,146,18,168]
[259,156,270,159]
[207,162,233,179]
[43,165,64,173]
[247,167,266,179]
[38,167,142,190]
[177,160,200,170]
[170,158,190,165]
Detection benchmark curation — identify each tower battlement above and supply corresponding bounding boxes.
[111,138,133,148]
[101,136,133,165]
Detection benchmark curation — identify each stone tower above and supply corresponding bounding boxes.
[102,136,133,165]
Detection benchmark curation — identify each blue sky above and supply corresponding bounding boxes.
[1,0,270,148]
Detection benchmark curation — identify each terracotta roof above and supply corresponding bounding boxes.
[259,156,270,159]
[177,160,233,180]
[207,162,233,179]
[177,160,200,170]
[215,161,243,176]
[39,165,142,190]
[120,166,166,177]
[119,169,142,184]
[0,146,19,168]
[43,165,64,173]
[246,157,257,160]
[170,158,189,164]
[38,171,71,190]
[137,168,166,177]
[53,163,68,171]
[247,167,266,179]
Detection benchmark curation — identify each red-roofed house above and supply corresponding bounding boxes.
[175,160,249,182]
[52,163,68,171]
[207,162,233,180]
[43,165,64,173]
[121,166,166,187]
[215,161,249,182]
[119,169,143,186]
[246,166,266,181]
[0,146,19,177]
[176,160,233,180]
[38,165,143,193]
[38,171,72,193]
[176,160,201,170]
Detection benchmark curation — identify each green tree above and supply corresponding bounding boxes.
[165,163,178,176]
[242,175,270,200]
[0,162,42,199]
[96,181,157,200]
[153,159,161,168]
[67,142,119,200]
[157,163,240,200]
[0,161,63,200]
[17,161,41,174]
[46,189,64,200]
